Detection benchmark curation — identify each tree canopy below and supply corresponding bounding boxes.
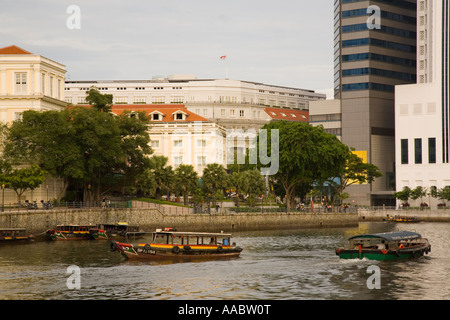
[3,104,152,201]
[257,121,350,211]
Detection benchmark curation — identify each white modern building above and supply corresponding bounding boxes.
[395,0,450,206]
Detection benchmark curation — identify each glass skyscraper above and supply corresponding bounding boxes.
[334,0,417,206]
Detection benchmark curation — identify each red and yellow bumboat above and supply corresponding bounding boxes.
[110,229,243,260]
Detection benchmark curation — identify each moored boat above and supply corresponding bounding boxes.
[336,231,431,261]
[46,225,106,241]
[0,228,35,244]
[96,222,146,239]
[110,229,243,260]
[386,215,421,223]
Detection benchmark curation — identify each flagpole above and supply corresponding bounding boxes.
[225,57,229,80]
[220,55,229,80]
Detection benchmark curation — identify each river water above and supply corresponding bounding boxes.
[0,221,449,300]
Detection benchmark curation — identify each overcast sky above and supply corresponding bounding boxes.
[1,0,335,97]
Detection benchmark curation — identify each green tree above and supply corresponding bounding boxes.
[229,171,247,207]
[3,105,152,201]
[393,186,412,206]
[257,121,349,211]
[241,169,266,207]
[411,186,427,205]
[326,150,382,206]
[202,163,228,207]
[7,165,47,203]
[174,164,199,205]
[86,87,113,112]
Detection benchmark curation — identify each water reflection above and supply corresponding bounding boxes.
[0,222,449,300]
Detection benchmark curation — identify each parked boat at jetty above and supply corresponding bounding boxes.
[0,228,35,244]
[110,228,243,260]
[97,222,146,239]
[46,225,107,241]
[386,215,421,223]
[336,231,431,261]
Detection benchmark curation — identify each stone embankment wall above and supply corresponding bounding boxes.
[0,208,359,234]
[359,209,450,222]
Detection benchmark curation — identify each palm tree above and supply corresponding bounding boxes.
[174,164,199,205]
[149,155,174,198]
[202,163,228,208]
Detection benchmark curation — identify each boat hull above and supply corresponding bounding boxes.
[336,244,431,261]
[0,236,35,244]
[111,241,242,261]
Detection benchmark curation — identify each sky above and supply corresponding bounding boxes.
[0,0,335,98]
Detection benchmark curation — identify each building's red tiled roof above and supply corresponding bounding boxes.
[265,107,309,122]
[0,45,32,55]
[111,104,209,122]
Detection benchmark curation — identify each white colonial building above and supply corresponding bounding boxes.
[64,75,325,133]
[0,45,67,205]
[395,0,450,207]
[111,104,226,175]
[0,45,66,123]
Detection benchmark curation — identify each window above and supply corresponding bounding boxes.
[401,139,408,164]
[41,74,46,95]
[152,113,160,121]
[171,96,183,103]
[174,156,183,166]
[230,110,235,117]
[115,97,128,104]
[50,76,53,96]
[174,140,183,147]
[197,156,206,166]
[239,110,245,117]
[415,138,422,164]
[15,73,27,94]
[221,109,226,117]
[152,96,165,104]
[197,139,206,147]
[151,140,160,148]
[134,97,146,104]
[428,138,436,164]
[175,113,183,120]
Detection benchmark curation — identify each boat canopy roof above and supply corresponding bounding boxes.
[349,231,422,242]
[154,231,233,237]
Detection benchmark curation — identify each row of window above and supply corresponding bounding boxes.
[341,0,417,10]
[341,82,395,92]
[342,37,416,53]
[401,138,436,165]
[342,23,416,39]
[342,8,416,25]
[342,52,416,67]
[151,139,208,149]
[342,67,416,82]
[13,72,62,99]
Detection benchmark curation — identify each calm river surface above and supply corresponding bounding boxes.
[0,221,449,300]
